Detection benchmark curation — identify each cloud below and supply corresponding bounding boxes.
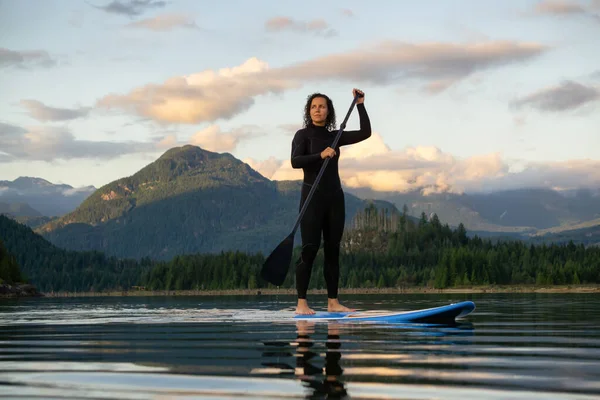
[472,159,600,193]
[0,47,56,69]
[511,80,600,112]
[89,0,166,17]
[243,156,284,180]
[188,124,264,153]
[278,40,548,86]
[513,115,527,126]
[151,124,265,153]
[337,142,503,194]
[531,0,600,22]
[533,0,586,15]
[265,16,338,37]
[423,79,457,94]
[62,186,97,196]
[157,134,177,149]
[0,123,165,163]
[125,13,199,31]
[250,132,600,194]
[69,9,85,28]
[341,9,354,17]
[0,122,28,136]
[97,40,548,124]
[96,57,299,124]
[278,123,301,136]
[19,100,91,122]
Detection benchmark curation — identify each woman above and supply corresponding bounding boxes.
[290,88,371,315]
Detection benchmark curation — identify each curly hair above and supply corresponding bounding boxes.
[303,92,336,130]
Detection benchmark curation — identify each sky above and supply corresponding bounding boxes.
[1,0,599,195]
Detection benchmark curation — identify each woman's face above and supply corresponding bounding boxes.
[310,97,328,126]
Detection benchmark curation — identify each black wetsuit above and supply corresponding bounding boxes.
[290,103,371,299]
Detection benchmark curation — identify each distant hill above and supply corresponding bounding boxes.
[0,215,145,293]
[0,176,96,217]
[527,221,600,247]
[10,215,56,229]
[38,145,399,260]
[0,201,42,217]
[344,187,600,234]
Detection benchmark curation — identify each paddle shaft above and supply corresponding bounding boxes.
[290,94,361,235]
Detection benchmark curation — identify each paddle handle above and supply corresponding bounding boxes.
[291,93,362,234]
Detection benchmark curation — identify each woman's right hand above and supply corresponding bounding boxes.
[321,147,336,159]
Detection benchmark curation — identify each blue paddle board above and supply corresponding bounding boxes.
[294,300,475,324]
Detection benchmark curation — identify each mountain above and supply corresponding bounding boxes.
[38,145,399,260]
[0,176,96,217]
[9,215,56,229]
[0,201,42,217]
[0,215,145,293]
[526,218,600,247]
[344,187,600,234]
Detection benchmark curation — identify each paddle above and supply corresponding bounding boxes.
[260,92,364,286]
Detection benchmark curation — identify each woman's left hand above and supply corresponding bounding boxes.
[353,88,365,104]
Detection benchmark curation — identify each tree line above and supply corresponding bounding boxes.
[0,238,23,285]
[1,205,599,294]
[140,205,600,291]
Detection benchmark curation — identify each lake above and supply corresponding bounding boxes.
[1,293,599,399]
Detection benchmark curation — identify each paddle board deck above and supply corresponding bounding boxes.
[294,300,475,324]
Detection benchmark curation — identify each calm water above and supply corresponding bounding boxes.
[1,293,599,399]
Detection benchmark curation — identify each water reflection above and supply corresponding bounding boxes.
[260,320,475,399]
[295,321,347,399]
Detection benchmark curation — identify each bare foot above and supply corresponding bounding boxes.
[328,298,355,313]
[295,299,315,315]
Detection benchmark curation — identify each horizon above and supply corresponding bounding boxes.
[1,0,599,194]
[2,142,600,197]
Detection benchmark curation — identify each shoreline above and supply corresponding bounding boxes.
[39,284,600,298]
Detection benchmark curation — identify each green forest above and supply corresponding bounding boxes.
[1,215,149,292]
[2,203,599,294]
[140,205,600,291]
[0,238,23,285]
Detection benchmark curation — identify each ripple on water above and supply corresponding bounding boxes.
[0,294,599,399]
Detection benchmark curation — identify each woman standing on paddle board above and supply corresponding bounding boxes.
[291,88,371,315]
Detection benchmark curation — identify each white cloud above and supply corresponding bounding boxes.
[511,80,600,112]
[19,99,91,122]
[188,124,264,153]
[533,0,586,15]
[277,40,547,85]
[157,134,177,149]
[62,186,96,196]
[189,125,237,152]
[0,123,165,162]
[97,57,299,124]
[243,156,284,179]
[271,160,303,182]
[337,131,391,160]
[96,40,548,124]
[530,0,600,23]
[249,131,600,194]
[265,16,338,37]
[126,14,200,31]
[0,47,56,69]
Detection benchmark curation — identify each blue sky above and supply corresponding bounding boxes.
[1,0,599,194]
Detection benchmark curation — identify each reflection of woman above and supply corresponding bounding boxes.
[295,321,347,398]
[324,324,343,381]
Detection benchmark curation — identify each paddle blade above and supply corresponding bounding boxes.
[260,234,295,286]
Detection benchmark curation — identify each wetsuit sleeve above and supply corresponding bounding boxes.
[291,130,322,168]
[338,103,371,146]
